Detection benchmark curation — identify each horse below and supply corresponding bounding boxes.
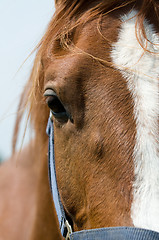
[0,0,159,239]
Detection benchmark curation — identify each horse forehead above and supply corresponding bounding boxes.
[75,15,120,49]
[43,15,120,72]
[44,53,93,86]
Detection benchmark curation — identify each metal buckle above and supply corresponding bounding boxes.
[65,220,72,240]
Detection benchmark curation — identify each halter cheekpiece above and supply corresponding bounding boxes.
[46,116,159,240]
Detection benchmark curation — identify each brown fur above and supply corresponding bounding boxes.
[1,0,159,239]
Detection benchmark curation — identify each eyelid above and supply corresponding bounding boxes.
[44,88,56,97]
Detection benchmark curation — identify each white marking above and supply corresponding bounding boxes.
[111,10,159,232]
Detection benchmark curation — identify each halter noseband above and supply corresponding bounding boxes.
[46,116,159,240]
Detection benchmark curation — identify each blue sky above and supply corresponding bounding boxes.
[0,0,55,160]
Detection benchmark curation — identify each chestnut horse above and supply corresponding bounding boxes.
[0,0,159,239]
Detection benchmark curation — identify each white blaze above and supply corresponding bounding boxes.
[111,10,159,232]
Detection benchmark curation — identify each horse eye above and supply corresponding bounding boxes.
[44,89,68,121]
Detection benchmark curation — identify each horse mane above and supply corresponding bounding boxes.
[12,0,159,153]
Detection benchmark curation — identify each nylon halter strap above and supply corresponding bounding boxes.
[46,115,72,240]
[46,116,159,240]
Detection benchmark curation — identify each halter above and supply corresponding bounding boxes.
[46,116,159,240]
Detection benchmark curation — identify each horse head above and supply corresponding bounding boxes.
[26,0,159,236]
